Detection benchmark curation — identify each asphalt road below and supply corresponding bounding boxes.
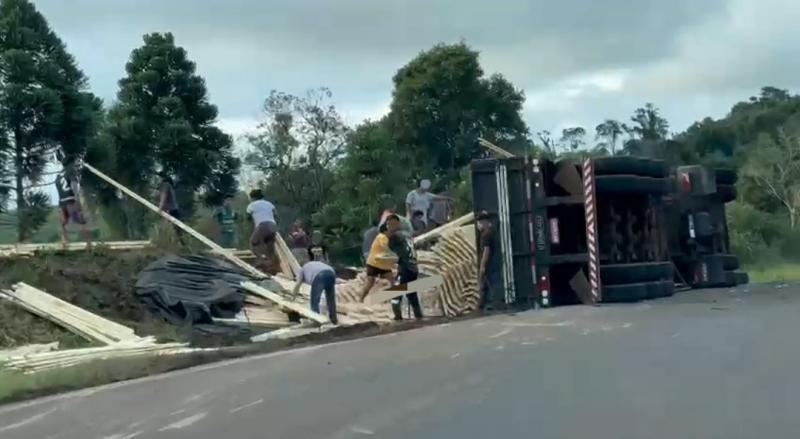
[2,283,800,439]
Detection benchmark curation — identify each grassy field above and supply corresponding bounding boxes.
[746,264,800,284]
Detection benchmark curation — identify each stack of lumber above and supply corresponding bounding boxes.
[1,283,143,345]
[416,225,480,317]
[0,283,208,373]
[0,342,60,362]
[0,240,152,257]
[2,339,201,373]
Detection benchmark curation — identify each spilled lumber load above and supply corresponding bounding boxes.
[414,213,475,247]
[2,339,202,373]
[416,225,480,317]
[1,283,143,345]
[0,241,152,257]
[0,342,60,362]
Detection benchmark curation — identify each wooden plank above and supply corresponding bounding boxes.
[2,283,140,345]
[365,275,444,305]
[241,281,329,325]
[274,233,301,279]
[83,163,266,279]
[414,213,475,247]
[478,138,516,158]
[0,342,60,361]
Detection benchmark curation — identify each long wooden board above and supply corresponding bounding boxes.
[241,281,329,325]
[1,283,141,345]
[364,275,444,305]
[83,163,266,279]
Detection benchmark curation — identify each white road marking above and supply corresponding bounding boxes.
[495,345,505,350]
[502,320,574,328]
[229,399,264,414]
[450,353,461,359]
[351,426,376,435]
[489,328,513,339]
[622,322,632,329]
[671,333,680,339]
[158,412,207,431]
[169,409,186,416]
[182,391,212,404]
[103,431,143,439]
[521,341,537,346]
[0,408,57,433]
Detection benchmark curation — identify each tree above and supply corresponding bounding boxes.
[245,88,348,225]
[595,119,624,155]
[0,0,100,240]
[741,127,800,229]
[88,33,239,238]
[388,43,529,182]
[560,126,586,151]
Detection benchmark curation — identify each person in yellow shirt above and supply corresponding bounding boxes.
[359,221,396,302]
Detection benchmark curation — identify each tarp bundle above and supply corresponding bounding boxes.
[135,255,256,325]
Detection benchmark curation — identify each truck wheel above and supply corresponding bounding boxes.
[595,175,670,195]
[601,262,673,285]
[717,184,737,203]
[601,283,648,303]
[593,157,668,178]
[715,169,738,185]
[733,271,749,285]
[721,254,740,271]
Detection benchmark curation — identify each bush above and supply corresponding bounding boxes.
[727,202,783,266]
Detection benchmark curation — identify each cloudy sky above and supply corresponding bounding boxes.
[33,0,800,143]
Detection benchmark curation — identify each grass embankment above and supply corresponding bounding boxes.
[746,263,800,284]
[0,247,182,349]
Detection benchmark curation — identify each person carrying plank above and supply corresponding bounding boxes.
[359,216,397,302]
[292,260,338,325]
[55,161,92,247]
[384,213,423,320]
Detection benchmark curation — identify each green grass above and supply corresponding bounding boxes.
[745,263,800,284]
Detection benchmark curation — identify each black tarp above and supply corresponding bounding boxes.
[135,255,257,325]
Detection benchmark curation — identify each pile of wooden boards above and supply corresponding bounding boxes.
[0,241,152,258]
[0,283,201,373]
[417,226,480,317]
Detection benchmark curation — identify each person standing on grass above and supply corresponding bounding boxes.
[292,260,338,325]
[384,213,423,320]
[214,195,238,248]
[158,172,184,243]
[246,188,278,263]
[55,161,92,248]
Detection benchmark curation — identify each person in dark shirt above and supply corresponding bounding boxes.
[55,162,92,247]
[158,172,184,242]
[307,230,329,264]
[213,195,238,248]
[410,210,426,237]
[477,211,498,311]
[385,214,423,320]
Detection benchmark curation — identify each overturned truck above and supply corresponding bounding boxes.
[471,155,747,309]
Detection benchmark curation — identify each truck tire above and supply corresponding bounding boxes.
[595,175,671,195]
[602,280,674,303]
[593,157,668,178]
[721,254,740,271]
[733,271,749,285]
[717,184,737,203]
[715,169,738,185]
[601,262,673,285]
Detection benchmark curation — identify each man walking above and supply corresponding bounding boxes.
[158,172,184,243]
[476,211,498,311]
[246,189,278,266]
[55,162,92,247]
[214,195,238,248]
[384,214,423,320]
[292,260,338,325]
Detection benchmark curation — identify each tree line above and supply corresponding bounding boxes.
[1,0,797,267]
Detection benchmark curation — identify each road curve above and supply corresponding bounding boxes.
[1,283,799,439]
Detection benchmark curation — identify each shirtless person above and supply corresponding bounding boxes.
[55,162,92,247]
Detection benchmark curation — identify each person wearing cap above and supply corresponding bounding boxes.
[405,179,450,227]
[476,211,498,311]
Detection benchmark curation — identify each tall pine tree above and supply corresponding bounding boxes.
[0,0,100,240]
[88,33,239,238]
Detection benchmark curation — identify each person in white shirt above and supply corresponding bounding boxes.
[405,179,450,226]
[246,188,278,263]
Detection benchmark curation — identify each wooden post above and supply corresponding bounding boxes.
[82,163,266,279]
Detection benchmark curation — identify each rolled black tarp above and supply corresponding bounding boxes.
[135,255,256,325]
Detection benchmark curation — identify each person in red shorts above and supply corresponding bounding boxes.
[55,162,92,247]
